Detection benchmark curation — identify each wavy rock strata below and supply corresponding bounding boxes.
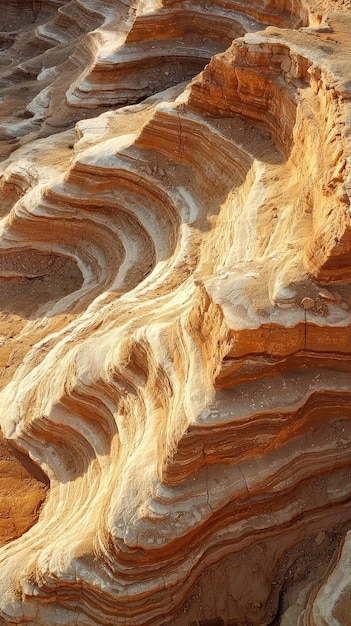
[0,0,351,625]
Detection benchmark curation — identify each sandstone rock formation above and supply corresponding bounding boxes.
[0,1,350,625]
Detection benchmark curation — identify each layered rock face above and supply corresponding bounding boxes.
[0,1,351,625]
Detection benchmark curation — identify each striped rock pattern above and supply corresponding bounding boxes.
[0,0,350,624]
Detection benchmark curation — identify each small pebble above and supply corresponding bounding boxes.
[318,289,337,302]
[302,297,315,310]
[315,531,326,545]
[276,301,295,309]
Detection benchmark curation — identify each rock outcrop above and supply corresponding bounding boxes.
[0,1,350,625]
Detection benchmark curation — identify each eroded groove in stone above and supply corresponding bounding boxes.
[0,1,350,625]
[0,429,48,547]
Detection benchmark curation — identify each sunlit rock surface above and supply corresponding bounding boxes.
[0,0,350,624]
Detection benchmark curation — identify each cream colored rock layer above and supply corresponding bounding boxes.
[0,1,350,625]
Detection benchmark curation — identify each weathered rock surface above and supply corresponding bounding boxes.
[0,0,350,625]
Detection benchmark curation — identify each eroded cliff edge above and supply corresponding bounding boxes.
[0,0,350,625]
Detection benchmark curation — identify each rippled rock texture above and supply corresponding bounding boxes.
[0,0,351,625]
